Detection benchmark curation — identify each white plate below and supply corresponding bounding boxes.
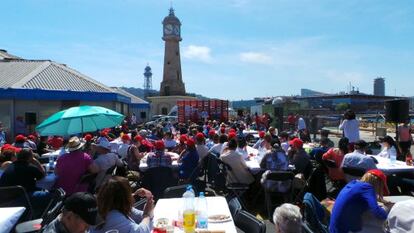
[208,214,231,223]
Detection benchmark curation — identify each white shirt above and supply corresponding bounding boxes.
[341,150,377,171]
[163,139,177,149]
[298,117,306,130]
[339,119,360,143]
[94,152,122,189]
[209,143,223,156]
[281,142,289,154]
[196,144,209,162]
[220,150,254,185]
[117,143,130,159]
[377,146,397,159]
[236,147,249,160]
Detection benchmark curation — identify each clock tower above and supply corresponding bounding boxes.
[160,7,186,96]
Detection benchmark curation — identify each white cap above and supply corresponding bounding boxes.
[387,200,414,233]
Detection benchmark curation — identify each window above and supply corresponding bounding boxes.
[140,111,146,119]
[161,107,168,115]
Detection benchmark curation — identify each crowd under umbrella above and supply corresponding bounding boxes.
[35,105,125,136]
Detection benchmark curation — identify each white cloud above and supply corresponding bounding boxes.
[182,45,213,63]
[239,52,272,64]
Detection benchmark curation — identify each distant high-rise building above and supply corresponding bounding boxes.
[374,77,385,96]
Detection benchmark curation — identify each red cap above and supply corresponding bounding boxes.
[208,130,216,136]
[83,134,93,142]
[196,132,205,140]
[179,134,188,143]
[220,128,226,134]
[367,169,390,196]
[142,140,154,151]
[15,134,26,142]
[1,144,19,153]
[100,131,108,137]
[258,131,266,138]
[134,135,143,142]
[228,132,237,139]
[121,134,131,141]
[154,140,165,150]
[186,138,195,147]
[229,129,236,134]
[289,138,303,148]
[28,135,36,140]
[48,137,64,149]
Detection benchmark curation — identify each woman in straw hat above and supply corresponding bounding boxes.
[55,136,99,195]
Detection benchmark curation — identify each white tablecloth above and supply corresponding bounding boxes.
[154,196,237,233]
[37,173,57,190]
[109,140,123,153]
[0,207,26,233]
[371,155,414,174]
[384,195,414,203]
[42,148,67,158]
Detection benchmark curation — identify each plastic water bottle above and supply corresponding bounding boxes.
[188,185,195,196]
[183,186,196,233]
[48,156,55,171]
[197,192,208,229]
[390,153,397,165]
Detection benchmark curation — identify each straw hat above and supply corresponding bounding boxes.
[66,136,85,152]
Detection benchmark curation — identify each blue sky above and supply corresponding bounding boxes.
[1,0,413,100]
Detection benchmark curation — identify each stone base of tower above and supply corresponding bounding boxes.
[148,95,197,116]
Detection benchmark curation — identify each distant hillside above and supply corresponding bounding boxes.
[120,87,209,100]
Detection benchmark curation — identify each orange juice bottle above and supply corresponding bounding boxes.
[183,209,196,233]
[182,186,195,233]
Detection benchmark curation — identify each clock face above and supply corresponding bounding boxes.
[164,24,173,35]
[173,25,180,35]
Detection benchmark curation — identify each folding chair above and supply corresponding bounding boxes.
[163,184,195,199]
[261,171,295,220]
[234,210,266,233]
[302,192,329,233]
[141,166,177,201]
[0,186,34,221]
[220,161,250,209]
[342,167,366,182]
[15,188,66,233]
[227,196,242,218]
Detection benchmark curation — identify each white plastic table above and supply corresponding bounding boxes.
[0,207,26,233]
[371,155,414,174]
[153,196,237,233]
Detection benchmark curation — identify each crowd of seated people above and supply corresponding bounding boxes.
[0,111,412,233]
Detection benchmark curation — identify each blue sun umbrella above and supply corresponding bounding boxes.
[36,105,125,136]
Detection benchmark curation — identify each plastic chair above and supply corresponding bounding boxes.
[220,161,250,208]
[261,171,295,220]
[227,197,242,218]
[163,184,196,199]
[15,188,66,233]
[0,185,34,221]
[302,192,329,233]
[141,166,177,200]
[234,210,266,233]
[342,167,366,182]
